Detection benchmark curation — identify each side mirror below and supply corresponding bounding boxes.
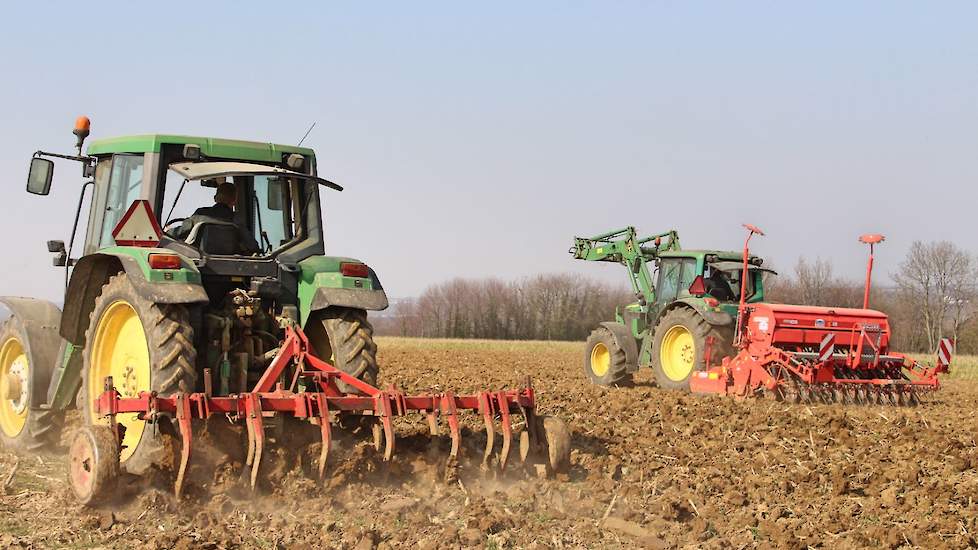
[689,275,707,296]
[47,240,67,267]
[266,178,283,211]
[27,158,54,195]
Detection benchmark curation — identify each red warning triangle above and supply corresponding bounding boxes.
[112,200,163,247]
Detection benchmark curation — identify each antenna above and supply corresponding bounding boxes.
[297,122,316,146]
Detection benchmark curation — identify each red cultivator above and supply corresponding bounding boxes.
[689,226,952,404]
[69,323,570,505]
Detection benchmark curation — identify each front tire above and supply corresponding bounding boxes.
[651,307,732,391]
[0,318,64,451]
[584,327,632,386]
[82,273,197,474]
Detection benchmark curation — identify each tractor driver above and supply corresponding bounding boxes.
[192,180,237,221]
[704,268,737,302]
[178,181,261,254]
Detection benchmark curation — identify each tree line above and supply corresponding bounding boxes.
[373,275,632,341]
[374,240,977,354]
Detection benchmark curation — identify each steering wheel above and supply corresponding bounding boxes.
[164,217,186,230]
[163,217,188,237]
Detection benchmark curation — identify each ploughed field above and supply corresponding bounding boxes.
[1,339,977,549]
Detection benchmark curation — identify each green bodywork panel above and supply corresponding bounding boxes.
[297,255,377,325]
[87,134,315,163]
[100,246,202,284]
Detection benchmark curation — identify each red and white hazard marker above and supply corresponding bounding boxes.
[818,333,835,362]
[111,200,163,247]
[936,338,954,371]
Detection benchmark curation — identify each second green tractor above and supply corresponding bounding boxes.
[571,227,772,388]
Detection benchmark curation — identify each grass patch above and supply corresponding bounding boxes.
[908,353,978,381]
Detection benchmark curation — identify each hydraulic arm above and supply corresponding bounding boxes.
[570,227,679,309]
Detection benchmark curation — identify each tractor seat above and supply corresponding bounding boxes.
[183,218,247,256]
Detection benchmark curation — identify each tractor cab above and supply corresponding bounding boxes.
[651,250,772,316]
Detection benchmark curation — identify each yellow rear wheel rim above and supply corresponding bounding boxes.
[660,325,696,382]
[89,301,150,462]
[590,342,611,377]
[0,337,29,438]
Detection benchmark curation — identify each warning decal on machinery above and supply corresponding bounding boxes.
[937,338,954,369]
[818,333,835,362]
[112,199,163,247]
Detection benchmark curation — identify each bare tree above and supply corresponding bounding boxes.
[795,257,835,306]
[375,274,632,341]
[893,241,977,352]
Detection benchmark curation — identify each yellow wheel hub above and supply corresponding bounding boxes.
[660,325,696,382]
[0,337,29,438]
[590,342,611,377]
[89,301,150,462]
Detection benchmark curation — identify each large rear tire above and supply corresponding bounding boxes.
[651,307,733,391]
[307,307,379,394]
[583,327,632,387]
[82,273,197,474]
[0,318,64,451]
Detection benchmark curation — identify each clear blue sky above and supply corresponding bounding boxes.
[0,2,975,301]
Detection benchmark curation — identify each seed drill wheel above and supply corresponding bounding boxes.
[584,327,632,386]
[0,317,63,451]
[651,308,732,391]
[82,274,196,473]
[519,415,571,475]
[68,426,119,506]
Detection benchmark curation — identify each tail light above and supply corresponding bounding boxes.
[340,262,369,278]
[148,253,182,270]
[704,297,719,308]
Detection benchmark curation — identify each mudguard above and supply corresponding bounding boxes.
[0,297,63,408]
[599,321,640,372]
[659,298,735,328]
[309,287,389,313]
[60,252,208,345]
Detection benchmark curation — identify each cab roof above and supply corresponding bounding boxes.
[660,249,749,262]
[86,134,315,164]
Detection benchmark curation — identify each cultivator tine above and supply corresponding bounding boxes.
[426,409,439,436]
[497,392,513,471]
[174,393,192,500]
[478,392,495,469]
[315,394,331,480]
[375,392,396,461]
[372,420,383,452]
[442,392,461,460]
[244,393,264,490]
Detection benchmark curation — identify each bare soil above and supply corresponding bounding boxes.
[1,339,976,549]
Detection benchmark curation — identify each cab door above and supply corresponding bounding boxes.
[83,154,146,254]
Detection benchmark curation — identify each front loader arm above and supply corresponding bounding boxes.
[570,226,680,308]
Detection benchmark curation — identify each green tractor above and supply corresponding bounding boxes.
[571,226,772,388]
[0,117,388,473]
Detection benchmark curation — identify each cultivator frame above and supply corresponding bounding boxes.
[689,225,953,405]
[75,322,559,502]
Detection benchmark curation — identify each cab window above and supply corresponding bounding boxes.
[657,258,697,303]
[98,154,144,248]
